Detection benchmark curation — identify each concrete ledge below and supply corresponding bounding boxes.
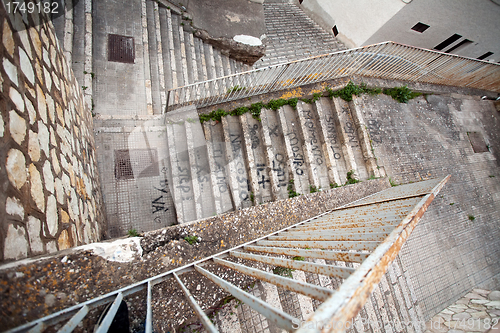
[0,179,389,331]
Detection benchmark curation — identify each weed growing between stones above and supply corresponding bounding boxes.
[309,185,319,193]
[227,85,246,94]
[198,81,421,123]
[383,85,421,103]
[346,170,360,185]
[184,235,199,245]
[468,215,475,221]
[287,179,300,198]
[273,266,294,278]
[127,229,139,237]
[389,177,399,187]
[330,182,339,189]
[292,256,305,261]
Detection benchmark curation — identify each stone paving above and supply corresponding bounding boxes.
[254,0,346,68]
[425,289,500,333]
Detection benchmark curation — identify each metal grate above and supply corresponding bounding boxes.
[114,149,159,180]
[7,177,450,333]
[467,132,489,153]
[108,34,135,63]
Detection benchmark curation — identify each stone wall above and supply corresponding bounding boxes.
[0,5,104,261]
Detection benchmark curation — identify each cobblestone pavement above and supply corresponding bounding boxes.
[425,289,500,333]
[254,0,346,68]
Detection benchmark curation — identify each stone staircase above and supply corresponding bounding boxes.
[52,0,253,115]
[159,95,385,224]
[183,256,425,333]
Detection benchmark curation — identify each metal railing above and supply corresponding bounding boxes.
[165,41,500,111]
[7,176,450,333]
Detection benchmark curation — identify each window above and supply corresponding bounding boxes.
[434,34,462,51]
[445,39,473,53]
[411,22,430,33]
[108,34,135,63]
[477,52,493,60]
[332,25,338,37]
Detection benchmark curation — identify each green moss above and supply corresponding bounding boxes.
[309,185,319,193]
[346,170,360,185]
[273,266,293,278]
[184,235,199,245]
[383,85,421,103]
[127,229,139,237]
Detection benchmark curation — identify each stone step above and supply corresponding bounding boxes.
[159,7,177,90]
[145,0,162,115]
[203,121,235,214]
[185,119,217,219]
[221,116,253,210]
[240,113,273,204]
[170,14,185,88]
[194,37,208,82]
[204,43,217,81]
[331,97,369,180]
[260,108,289,200]
[165,109,197,223]
[314,97,347,186]
[277,105,311,195]
[296,101,331,190]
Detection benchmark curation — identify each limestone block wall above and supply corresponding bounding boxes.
[0,5,104,261]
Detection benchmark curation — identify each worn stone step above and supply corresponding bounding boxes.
[331,97,369,180]
[171,13,186,87]
[186,32,199,83]
[204,43,217,80]
[240,113,273,204]
[296,101,331,191]
[221,116,253,210]
[165,108,197,223]
[221,53,232,77]
[160,7,178,90]
[203,121,235,214]
[184,31,195,85]
[212,48,223,79]
[260,108,289,200]
[277,105,311,195]
[185,119,217,219]
[146,0,162,115]
[350,96,385,178]
[178,23,189,87]
[194,37,208,82]
[314,97,348,186]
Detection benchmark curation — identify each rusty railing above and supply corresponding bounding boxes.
[7,176,450,333]
[165,41,500,111]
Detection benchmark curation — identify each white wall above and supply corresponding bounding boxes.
[301,0,406,48]
[364,0,500,61]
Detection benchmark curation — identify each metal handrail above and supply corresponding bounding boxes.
[165,41,500,111]
[7,176,450,333]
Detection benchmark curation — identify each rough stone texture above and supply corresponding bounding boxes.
[0,178,388,331]
[426,289,500,333]
[194,29,265,65]
[0,6,104,261]
[254,1,346,68]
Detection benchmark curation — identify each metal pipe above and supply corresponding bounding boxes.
[173,273,218,333]
[213,257,334,301]
[194,264,297,331]
[230,250,355,278]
